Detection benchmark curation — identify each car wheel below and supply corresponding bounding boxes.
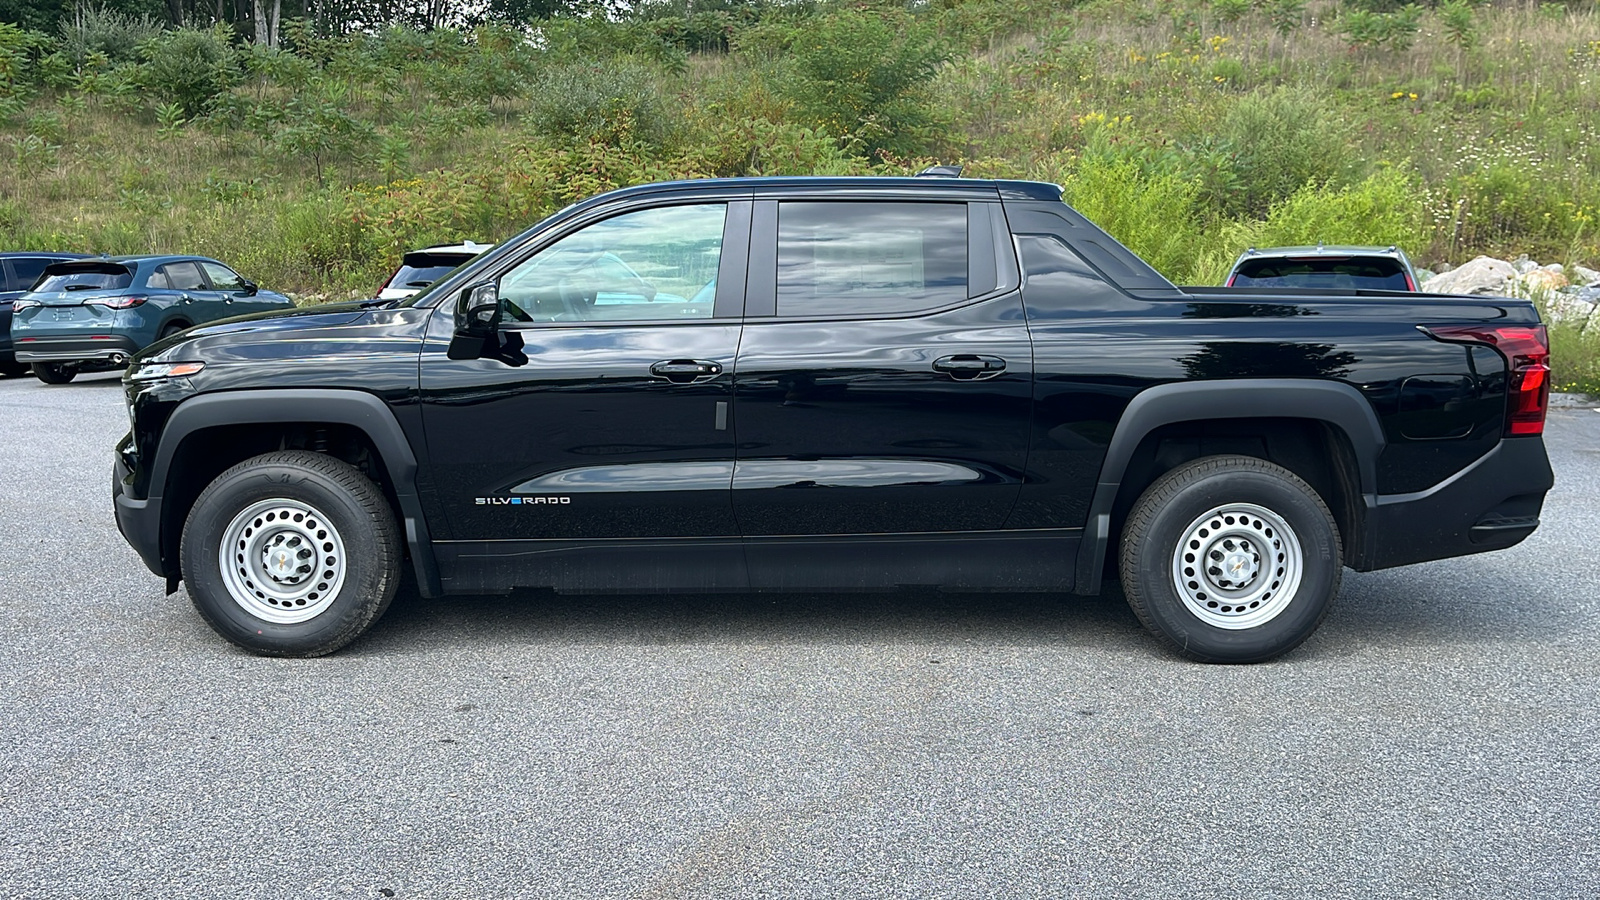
[159,322,188,340]
[31,363,76,384]
[1119,455,1342,664]
[181,450,402,657]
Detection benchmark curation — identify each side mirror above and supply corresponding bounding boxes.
[239,279,258,296]
[454,282,501,337]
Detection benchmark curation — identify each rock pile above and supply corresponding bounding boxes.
[1419,255,1600,326]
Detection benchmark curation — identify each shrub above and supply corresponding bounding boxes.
[1058,151,1209,282]
[1216,87,1352,217]
[781,8,949,158]
[136,25,240,118]
[526,61,670,148]
[1248,167,1428,251]
[1337,6,1423,51]
[59,5,163,66]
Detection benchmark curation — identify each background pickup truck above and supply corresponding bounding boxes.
[112,176,1554,663]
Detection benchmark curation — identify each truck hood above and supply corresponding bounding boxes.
[136,302,373,364]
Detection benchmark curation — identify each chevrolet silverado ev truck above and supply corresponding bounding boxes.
[112,177,1554,662]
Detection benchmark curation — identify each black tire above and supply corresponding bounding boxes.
[1119,455,1342,664]
[0,361,27,377]
[158,322,188,340]
[32,362,76,384]
[180,450,402,657]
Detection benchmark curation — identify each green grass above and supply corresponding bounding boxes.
[1,0,1599,388]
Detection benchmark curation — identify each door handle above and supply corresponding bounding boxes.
[650,359,723,384]
[933,354,1006,381]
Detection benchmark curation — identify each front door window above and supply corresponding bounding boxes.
[497,204,726,324]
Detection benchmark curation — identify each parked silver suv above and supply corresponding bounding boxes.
[1225,245,1419,292]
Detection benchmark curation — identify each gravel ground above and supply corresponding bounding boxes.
[1,371,1596,899]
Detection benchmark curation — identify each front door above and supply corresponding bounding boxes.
[418,201,750,591]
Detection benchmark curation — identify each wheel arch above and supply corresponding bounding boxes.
[1074,379,1383,594]
[150,389,442,598]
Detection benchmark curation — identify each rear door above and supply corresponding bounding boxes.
[730,197,1034,584]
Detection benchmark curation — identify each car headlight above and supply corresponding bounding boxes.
[129,362,206,381]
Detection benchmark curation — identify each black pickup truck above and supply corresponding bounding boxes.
[112,176,1554,662]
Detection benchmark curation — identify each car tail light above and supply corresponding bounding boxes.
[1423,324,1551,436]
[378,266,401,298]
[85,295,147,309]
[12,298,38,311]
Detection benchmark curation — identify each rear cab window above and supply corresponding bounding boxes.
[1231,257,1411,291]
[776,201,968,317]
[34,262,134,292]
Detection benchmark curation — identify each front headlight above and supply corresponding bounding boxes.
[128,362,206,381]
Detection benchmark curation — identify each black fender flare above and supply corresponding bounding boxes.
[150,389,442,598]
[1073,378,1385,594]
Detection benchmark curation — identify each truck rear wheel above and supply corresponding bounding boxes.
[1119,455,1342,663]
[180,450,402,657]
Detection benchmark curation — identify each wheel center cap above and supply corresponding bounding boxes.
[262,538,307,585]
[1221,551,1257,583]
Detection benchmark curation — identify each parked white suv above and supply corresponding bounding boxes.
[376,241,493,300]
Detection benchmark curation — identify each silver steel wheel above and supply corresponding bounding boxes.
[1170,502,1303,630]
[217,498,347,625]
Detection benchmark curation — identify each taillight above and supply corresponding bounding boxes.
[12,299,38,311]
[85,295,147,309]
[378,266,401,298]
[1423,324,1551,436]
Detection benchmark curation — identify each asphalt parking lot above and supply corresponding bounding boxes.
[1,371,1596,899]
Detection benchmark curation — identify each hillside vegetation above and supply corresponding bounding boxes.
[2,0,1598,387]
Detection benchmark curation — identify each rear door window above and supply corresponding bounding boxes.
[776,201,968,317]
[34,262,134,292]
[159,261,208,291]
[1231,257,1410,290]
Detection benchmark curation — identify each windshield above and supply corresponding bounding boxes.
[1230,257,1411,291]
[33,262,134,293]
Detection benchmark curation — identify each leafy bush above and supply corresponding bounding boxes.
[59,5,163,66]
[526,61,670,148]
[1216,87,1352,217]
[781,8,949,158]
[0,22,54,98]
[136,25,241,118]
[1337,6,1423,51]
[1058,151,1209,282]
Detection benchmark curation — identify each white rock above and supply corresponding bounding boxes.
[1521,268,1569,291]
[1422,256,1518,295]
[1542,263,1564,274]
[1573,265,1600,287]
[1544,292,1596,323]
[1513,254,1538,274]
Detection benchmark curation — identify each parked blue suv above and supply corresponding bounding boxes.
[10,255,293,383]
[0,251,89,377]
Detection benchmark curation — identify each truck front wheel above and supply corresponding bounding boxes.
[1119,455,1342,663]
[180,450,402,657]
